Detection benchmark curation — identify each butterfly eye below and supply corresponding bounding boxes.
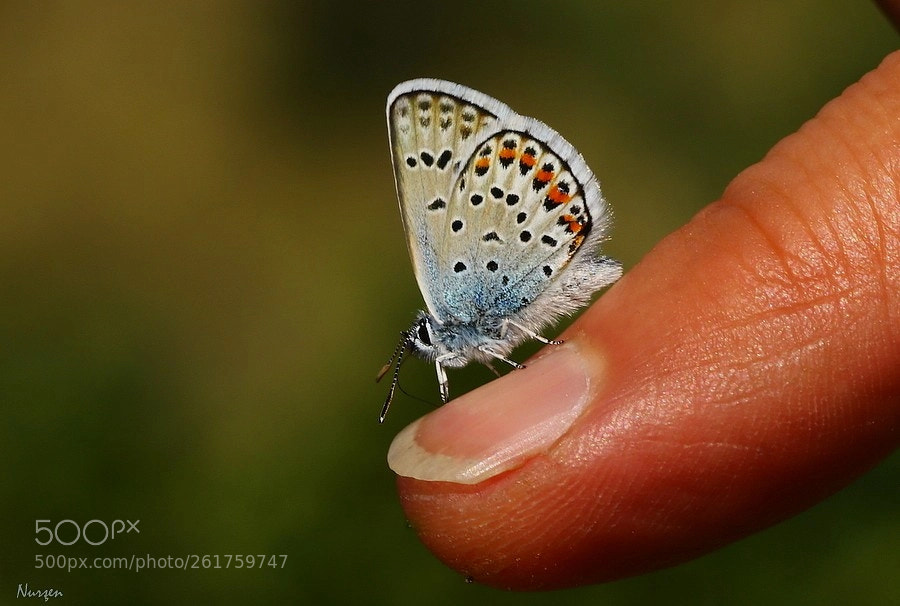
[416,320,432,346]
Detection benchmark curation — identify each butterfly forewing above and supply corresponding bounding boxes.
[387,83,500,320]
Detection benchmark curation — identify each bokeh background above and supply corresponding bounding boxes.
[0,2,897,604]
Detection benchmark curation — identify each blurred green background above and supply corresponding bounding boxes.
[0,1,897,604]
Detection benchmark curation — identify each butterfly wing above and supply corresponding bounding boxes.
[437,124,612,324]
[387,79,508,320]
[387,80,621,331]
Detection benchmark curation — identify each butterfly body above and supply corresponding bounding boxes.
[408,310,527,369]
[379,79,622,421]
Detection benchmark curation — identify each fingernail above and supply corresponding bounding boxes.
[387,344,595,484]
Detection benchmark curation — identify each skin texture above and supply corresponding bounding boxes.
[390,30,900,590]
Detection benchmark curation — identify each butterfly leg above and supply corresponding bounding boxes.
[479,346,526,370]
[434,359,450,404]
[503,319,564,345]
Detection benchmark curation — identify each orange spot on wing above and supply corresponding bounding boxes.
[520,153,537,167]
[563,214,583,233]
[536,169,554,183]
[547,185,572,204]
[476,157,491,169]
[499,148,516,160]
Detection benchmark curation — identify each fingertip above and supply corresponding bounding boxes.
[388,343,601,484]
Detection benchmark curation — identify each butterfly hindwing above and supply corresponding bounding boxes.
[439,129,595,324]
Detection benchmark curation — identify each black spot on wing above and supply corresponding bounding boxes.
[436,149,452,170]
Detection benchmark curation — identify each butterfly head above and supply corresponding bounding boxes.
[378,311,471,422]
[405,311,474,367]
[376,312,441,423]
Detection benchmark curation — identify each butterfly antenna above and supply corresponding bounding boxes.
[378,332,410,423]
[376,331,407,382]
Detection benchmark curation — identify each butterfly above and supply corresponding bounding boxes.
[377,79,622,422]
